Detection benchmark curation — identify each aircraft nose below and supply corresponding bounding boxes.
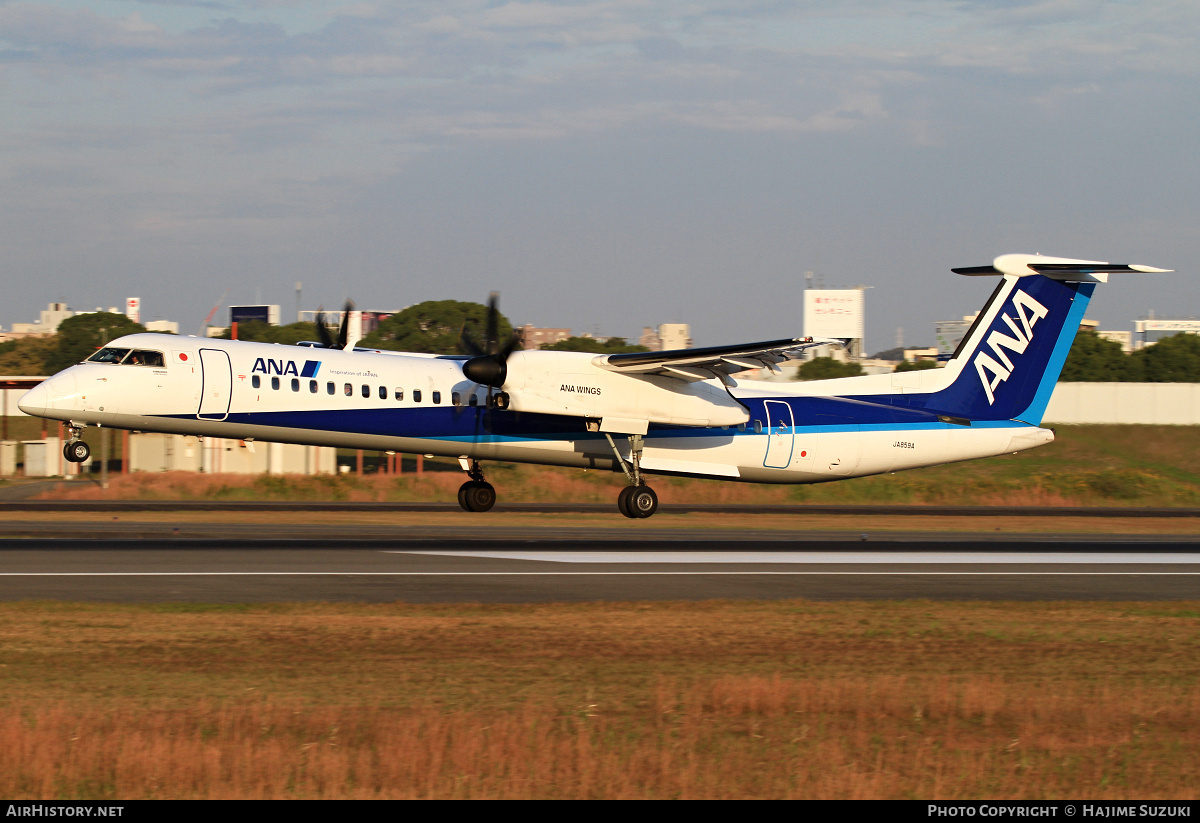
[18,382,49,416]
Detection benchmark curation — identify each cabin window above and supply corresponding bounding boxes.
[310,380,318,393]
[291,378,300,392]
[252,375,261,389]
[327,382,335,395]
[432,391,441,405]
[344,383,352,396]
[361,384,370,398]
[452,391,461,407]
[271,376,280,391]
[379,386,387,400]
[413,389,422,403]
[753,420,762,434]
[468,393,478,407]
[395,388,404,402]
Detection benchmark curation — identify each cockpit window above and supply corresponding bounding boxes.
[88,348,130,364]
[126,350,165,367]
[86,348,165,367]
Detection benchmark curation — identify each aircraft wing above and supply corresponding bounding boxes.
[592,337,839,385]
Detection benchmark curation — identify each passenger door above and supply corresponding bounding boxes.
[762,400,795,469]
[197,348,232,421]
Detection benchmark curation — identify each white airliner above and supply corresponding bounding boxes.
[19,254,1171,518]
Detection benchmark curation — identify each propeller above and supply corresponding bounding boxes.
[461,293,522,407]
[315,300,355,350]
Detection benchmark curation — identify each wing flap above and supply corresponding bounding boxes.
[593,337,836,382]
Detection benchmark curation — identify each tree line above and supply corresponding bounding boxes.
[1058,331,1200,382]
[0,301,647,376]
[795,332,1200,382]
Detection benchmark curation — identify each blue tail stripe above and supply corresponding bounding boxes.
[1014,281,1094,424]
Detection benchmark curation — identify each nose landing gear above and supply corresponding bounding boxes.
[63,424,90,463]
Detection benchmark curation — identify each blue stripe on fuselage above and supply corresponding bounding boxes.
[156,391,1029,447]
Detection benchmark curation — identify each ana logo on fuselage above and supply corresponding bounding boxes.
[973,289,1049,405]
[252,358,322,378]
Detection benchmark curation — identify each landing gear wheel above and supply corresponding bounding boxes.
[469,481,496,512]
[64,441,90,463]
[458,480,478,511]
[629,486,658,519]
[458,480,496,512]
[617,485,637,518]
[618,485,657,518]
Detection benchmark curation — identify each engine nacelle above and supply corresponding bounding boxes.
[500,350,748,428]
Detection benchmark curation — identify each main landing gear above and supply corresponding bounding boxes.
[606,433,658,519]
[454,437,661,518]
[457,459,496,512]
[63,424,90,463]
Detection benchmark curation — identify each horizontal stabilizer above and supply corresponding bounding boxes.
[953,254,1172,283]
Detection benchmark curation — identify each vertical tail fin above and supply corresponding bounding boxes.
[927,255,1170,425]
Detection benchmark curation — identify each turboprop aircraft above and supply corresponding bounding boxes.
[18,254,1172,518]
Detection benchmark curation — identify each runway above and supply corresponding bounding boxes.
[1,530,1198,602]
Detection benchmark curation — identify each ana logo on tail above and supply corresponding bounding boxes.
[973,289,1049,404]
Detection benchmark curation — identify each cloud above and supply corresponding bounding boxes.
[1,1,1196,338]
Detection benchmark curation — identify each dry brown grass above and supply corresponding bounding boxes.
[3,677,1198,799]
[1,600,1198,798]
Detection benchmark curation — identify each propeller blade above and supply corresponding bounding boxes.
[485,292,500,355]
[460,325,486,357]
[498,326,524,360]
[462,291,524,389]
[336,299,354,350]
[315,307,336,349]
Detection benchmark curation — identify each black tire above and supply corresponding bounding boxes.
[458,480,479,512]
[469,482,497,512]
[64,441,90,463]
[630,486,658,518]
[617,485,637,518]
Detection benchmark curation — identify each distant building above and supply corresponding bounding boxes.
[230,305,281,326]
[298,309,395,336]
[1098,330,1133,353]
[145,320,180,334]
[9,302,74,336]
[903,347,939,363]
[803,288,865,358]
[935,312,978,358]
[520,325,572,350]
[1135,317,1200,348]
[638,324,692,352]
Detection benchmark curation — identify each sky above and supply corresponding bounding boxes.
[2,0,1197,352]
